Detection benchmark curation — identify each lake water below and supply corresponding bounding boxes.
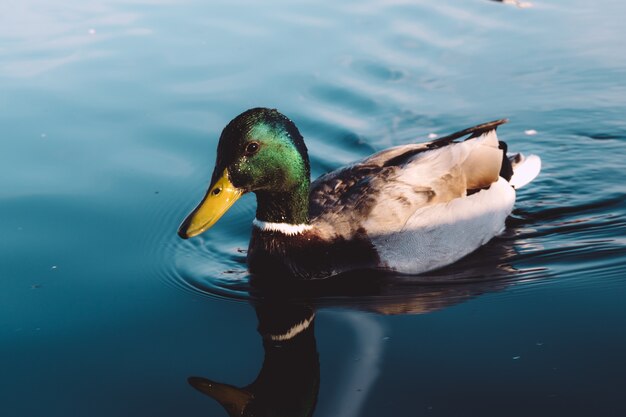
[2,0,626,416]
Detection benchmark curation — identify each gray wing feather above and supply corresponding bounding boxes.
[309,121,506,239]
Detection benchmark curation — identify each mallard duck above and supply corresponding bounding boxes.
[178,108,541,279]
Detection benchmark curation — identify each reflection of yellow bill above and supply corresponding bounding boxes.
[178,169,243,238]
[188,376,253,417]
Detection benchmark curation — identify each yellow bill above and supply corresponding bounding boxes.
[178,169,243,239]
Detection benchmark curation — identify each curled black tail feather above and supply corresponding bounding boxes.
[498,141,513,181]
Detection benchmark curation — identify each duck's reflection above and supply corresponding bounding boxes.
[188,281,512,417]
[188,240,545,416]
[189,300,319,417]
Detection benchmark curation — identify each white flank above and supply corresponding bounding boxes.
[372,177,516,275]
[509,154,541,189]
[269,313,315,342]
[252,218,313,235]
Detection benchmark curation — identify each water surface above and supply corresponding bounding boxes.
[2,0,626,416]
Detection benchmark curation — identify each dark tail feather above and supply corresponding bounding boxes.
[430,119,509,146]
[498,141,514,181]
[383,119,510,168]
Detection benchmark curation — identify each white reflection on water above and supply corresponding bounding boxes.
[323,311,386,417]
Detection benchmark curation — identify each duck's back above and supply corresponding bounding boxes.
[310,121,507,236]
[308,120,528,275]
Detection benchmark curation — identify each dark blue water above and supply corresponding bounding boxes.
[2,0,625,416]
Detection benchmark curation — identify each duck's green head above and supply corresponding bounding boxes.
[178,108,310,239]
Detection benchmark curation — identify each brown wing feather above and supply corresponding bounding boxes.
[309,120,507,239]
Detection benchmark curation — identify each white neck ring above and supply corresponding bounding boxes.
[253,218,312,236]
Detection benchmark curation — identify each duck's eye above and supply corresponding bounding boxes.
[244,141,260,156]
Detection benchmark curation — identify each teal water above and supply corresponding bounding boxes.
[2,0,626,416]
